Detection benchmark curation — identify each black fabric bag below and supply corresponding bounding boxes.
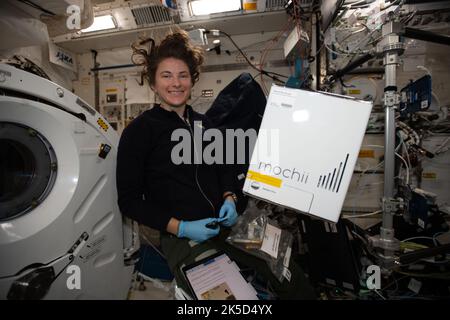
[205,73,267,213]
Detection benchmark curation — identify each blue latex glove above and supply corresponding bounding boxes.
[177,218,220,242]
[219,199,238,227]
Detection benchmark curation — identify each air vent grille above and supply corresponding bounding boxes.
[131,5,173,26]
[267,0,314,11]
[265,0,285,11]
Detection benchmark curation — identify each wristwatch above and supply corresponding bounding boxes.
[223,191,238,204]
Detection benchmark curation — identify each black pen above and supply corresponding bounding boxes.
[205,218,226,229]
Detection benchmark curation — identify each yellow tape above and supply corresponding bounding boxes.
[247,170,282,188]
[422,172,437,180]
[243,3,257,10]
[348,89,361,95]
[359,150,375,158]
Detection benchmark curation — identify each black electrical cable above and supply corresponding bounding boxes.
[399,243,450,265]
[404,27,450,47]
[7,55,51,80]
[17,0,56,16]
[329,0,347,27]
[91,64,135,72]
[329,52,375,83]
[1,87,87,122]
[214,30,289,81]
[380,0,401,11]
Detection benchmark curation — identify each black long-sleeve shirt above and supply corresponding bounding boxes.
[116,104,235,231]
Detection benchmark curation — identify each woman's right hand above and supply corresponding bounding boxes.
[177,218,220,242]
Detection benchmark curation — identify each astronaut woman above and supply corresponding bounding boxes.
[116,30,315,299]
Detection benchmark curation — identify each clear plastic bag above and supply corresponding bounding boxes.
[226,201,294,282]
[226,205,268,249]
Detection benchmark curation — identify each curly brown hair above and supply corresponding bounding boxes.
[131,30,205,86]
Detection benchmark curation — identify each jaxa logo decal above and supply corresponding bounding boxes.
[56,51,73,65]
[97,118,109,132]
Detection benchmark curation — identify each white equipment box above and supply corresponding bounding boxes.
[243,85,373,222]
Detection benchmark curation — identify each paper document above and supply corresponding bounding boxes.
[260,223,281,259]
[184,253,258,300]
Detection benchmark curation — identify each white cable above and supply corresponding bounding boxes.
[350,159,384,213]
[368,77,379,102]
[395,152,410,185]
[343,210,382,218]
[356,158,384,178]
[140,232,166,259]
[137,272,172,292]
[434,137,449,154]
[186,119,216,216]
[361,143,403,151]
[325,42,353,56]
[357,158,384,176]
[432,232,447,246]
[345,0,367,8]
[431,92,441,108]
[401,140,412,179]
[362,144,383,149]
[333,22,382,55]
[374,289,387,300]
[416,65,431,76]
[397,121,420,145]
[338,26,367,40]
[350,142,404,211]
[401,236,433,243]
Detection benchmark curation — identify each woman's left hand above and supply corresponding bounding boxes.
[219,199,238,227]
